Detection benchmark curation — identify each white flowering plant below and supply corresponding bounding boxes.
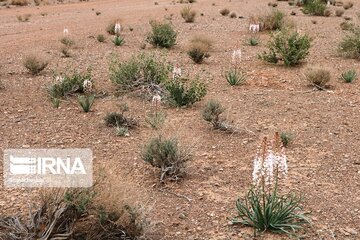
[232,133,310,237]
[224,49,247,86]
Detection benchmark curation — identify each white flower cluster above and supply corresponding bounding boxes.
[252,135,288,188]
[249,24,260,33]
[63,27,69,36]
[55,76,64,83]
[83,79,93,93]
[114,22,121,35]
[172,65,182,80]
[152,94,161,105]
[232,49,241,64]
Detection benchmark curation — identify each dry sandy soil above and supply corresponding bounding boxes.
[1,0,360,239]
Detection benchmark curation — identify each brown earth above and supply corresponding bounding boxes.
[0,0,360,239]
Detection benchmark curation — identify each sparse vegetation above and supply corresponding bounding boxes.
[112,35,125,46]
[259,29,312,66]
[338,26,360,59]
[202,100,237,132]
[10,0,28,6]
[280,132,293,147]
[78,95,95,112]
[335,9,345,17]
[305,67,331,89]
[187,35,212,64]
[303,0,326,16]
[248,37,259,46]
[23,54,48,75]
[181,5,197,23]
[97,34,106,42]
[16,14,31,22]
[341,70,357,83]
[225,69,246,86]
[48,68,92,99]
[146,20,177,48]
[110,53,170,91]
[142,136,191,181]
[259,10,287,31]
[219,8,230,16]
[343,1,353,9]
[60,37,75,47]
[165,77,207,107]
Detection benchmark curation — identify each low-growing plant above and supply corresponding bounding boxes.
[110,53,170,92]
[229,11,237,18]
[335,9,344,17]
[165,78,207,107]
[340,21,354,30]
[303,0,326,16]
[220,8,230,16]
[338,26,360,59]
[106,20,120,35]
[343,1,353,9]
[112,35,125,46]
[232,133,310,236]
[248,37,259,46]
[78,95,95,112]
[305,67,330,89]
[181,5,196,22]
[51,97,61,108]
[116,126,130,137]
[97,34,105,42]
[259,10,287,31]
[341,69,357,83]
[10,0,28,6]
[146,20,177,48]
[142,136,191,181]
[104,110,137,129]
[258,29,312,66]
[146,111,166,130]
[202,100,237,132]
[17,13,31,22]
[60,37,75,47]
[23,54,48,75]
[60,47,71,58]
[324,8,332,17]
[280,131,293,147]
[48,69,92,98]
[187,35,212,64]
[225,50,246,86]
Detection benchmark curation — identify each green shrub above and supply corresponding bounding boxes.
[280,132,293,147]
[303,0,326,16]
[78,95,95,112]
[187,36,212,64]
[259,10,286,31]
[112,35,125,46]
[248,37,259,46]
[23,54,48,75]
[225,69,246,86]
[146,21,177,48]
[60,37,75,47]
[258,29,312,66]
[181,5,196,22]
[305,67,330,89]
[97,34,106,42]
[110,53,170,91]
[142,136,191,181]
[341,70,357,83]
[338,27,360,59]
[165,78,206,107]
[146,111,166,130]
[48,69,92,98]
[104,112,137,129]
[202,100,224,123]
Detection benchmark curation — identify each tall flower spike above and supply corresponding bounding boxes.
[232,49,241,64]
[152,94,161,105]
[83,79,93,93]
[114,22,121,35]
[63,27,69,36]
[172,65,182,80]
[249,24,260,33]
